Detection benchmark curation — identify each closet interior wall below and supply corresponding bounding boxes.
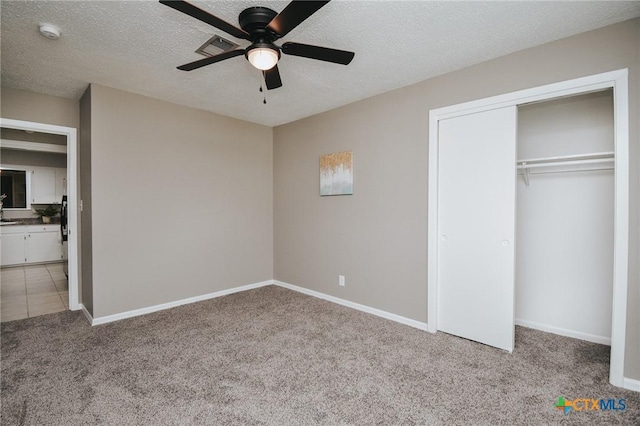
[515,90,615,345]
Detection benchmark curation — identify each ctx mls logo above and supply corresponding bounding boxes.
[554,396,627,415]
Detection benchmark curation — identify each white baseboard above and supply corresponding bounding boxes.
[82,278,427,332]
[273,280,428,331]
[515,318,611,345]
[622,377,640,392]
[79,303,93,324]
[90,280,273,326]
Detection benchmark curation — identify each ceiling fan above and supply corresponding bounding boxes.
[159,0,355,90]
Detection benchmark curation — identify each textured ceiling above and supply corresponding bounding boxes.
[2,1,639,126]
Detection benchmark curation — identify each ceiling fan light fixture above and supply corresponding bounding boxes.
[162,0,354,90]
[247,46,280,70]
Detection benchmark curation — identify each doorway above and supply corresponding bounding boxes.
[0,118,79,312]
[427,69,630,389]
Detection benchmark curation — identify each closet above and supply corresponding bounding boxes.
[434,90,616,352]
[429,70,629,387]
[515,90,614,345]
[437,90,615,351]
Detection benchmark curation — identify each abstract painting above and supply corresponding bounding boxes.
[320,151,353,196]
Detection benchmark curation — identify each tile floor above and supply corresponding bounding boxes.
[1,263,68,322]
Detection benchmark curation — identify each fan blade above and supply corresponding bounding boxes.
[263,65,283,90]
[177,49,245,71]
[266,1,330,38]
[160,0,251,40]
[282,42,354,65]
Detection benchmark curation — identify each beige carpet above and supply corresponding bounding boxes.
[1,285,638,425]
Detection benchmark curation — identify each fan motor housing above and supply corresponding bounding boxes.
[239,7,278,40]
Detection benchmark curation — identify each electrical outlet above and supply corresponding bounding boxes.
[339,275,345,287]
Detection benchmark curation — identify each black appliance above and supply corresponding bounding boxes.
[60,195,68,277]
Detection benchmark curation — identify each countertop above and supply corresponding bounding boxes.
[0,218,61,226]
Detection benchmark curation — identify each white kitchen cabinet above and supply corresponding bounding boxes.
[0,225,62,266]
[27,230,61,263]
[1,226,27,266]
[30,167,67,205]
[31,167,57,204]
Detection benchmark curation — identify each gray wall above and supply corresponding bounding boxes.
[0,149,67,168]
[87,84,273,318]
[1,128,67,145]
[0,86,79,129]
[273,18,640,380]
[80,87,93,315]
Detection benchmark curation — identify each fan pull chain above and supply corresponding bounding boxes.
[258,84,267,104]
[260,71,267,104]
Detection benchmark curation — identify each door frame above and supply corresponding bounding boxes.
[0,118,80,311]
[427,69,630,389]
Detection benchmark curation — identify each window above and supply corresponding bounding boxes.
[0,169,28,208]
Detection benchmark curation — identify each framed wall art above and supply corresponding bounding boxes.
[320,151,353,196]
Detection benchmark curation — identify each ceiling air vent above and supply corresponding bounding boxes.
[195,35,239,57]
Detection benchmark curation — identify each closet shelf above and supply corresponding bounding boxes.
[517,152,614,186]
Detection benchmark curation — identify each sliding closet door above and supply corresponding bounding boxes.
[437,106,517,352]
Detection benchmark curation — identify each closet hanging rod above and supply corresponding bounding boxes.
[518,165,614,176]
[517,157,614,170]
[517,151,614,165]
